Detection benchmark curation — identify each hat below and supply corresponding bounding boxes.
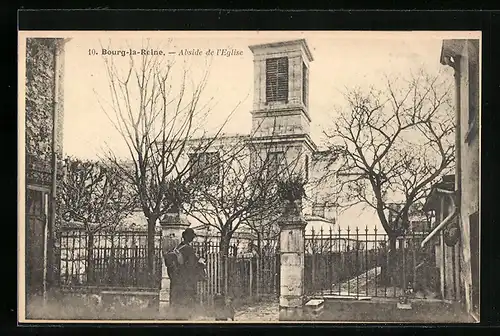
[182,228,196,240]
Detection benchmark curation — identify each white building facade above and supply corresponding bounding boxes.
[126,39,385,241]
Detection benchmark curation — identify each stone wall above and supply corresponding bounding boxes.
[24,37,66,289]
[25,38,65,165]
[251,111,311,138]
[27,288,160,320]
[457,40,480,315]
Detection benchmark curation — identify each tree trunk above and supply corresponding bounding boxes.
[256,231,262,258]
[220,234,231,259]
[86,231,94,285]
[380,235,398,286]
[387,236,398,286]
[219,232,232,296]
[146,216,157,287]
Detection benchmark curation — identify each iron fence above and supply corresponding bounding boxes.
[57,225,438,302]
[58,229,163,289]
[304,226,438,298]
[192,241,279,306]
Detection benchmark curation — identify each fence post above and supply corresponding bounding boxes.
[402,237,406,292]
[311,229,316,294]
[224,255,228,297]
[278,201,307,321]
[158,212,190,314]
[412,232,417,289]
[249,256,253,300]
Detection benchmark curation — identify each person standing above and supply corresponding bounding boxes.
[169,228,202,319]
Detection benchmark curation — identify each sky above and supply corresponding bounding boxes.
[58,31,477,160]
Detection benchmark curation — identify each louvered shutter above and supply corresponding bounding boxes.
[266,57,288,103]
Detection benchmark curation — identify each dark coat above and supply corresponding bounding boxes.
[176,242,199,290]
[169,241,204,313]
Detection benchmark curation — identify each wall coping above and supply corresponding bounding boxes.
[101,290,159,296]
[278,215,307,229]
[60,286,160,294]
[159,213,190,227]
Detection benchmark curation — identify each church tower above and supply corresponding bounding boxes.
[248,39,317,179]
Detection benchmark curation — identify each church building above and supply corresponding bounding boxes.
[184,39,340,238]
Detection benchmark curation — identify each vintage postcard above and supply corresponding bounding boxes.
[18,30,481,324]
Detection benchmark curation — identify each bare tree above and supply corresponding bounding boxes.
[323,69,455,267]
[245,213,281,259]
[59,157,136,232]
[184,132,304,259]
[95,38,239,277]
[181,125,306,295]
[59,157,136,281]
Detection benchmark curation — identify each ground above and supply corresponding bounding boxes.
[320,298,475,323]
[25,292,474,323]
[234,299,278,321]
[25,293,279,322]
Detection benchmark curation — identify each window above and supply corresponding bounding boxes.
[266,151,285,179]
[189,152,220,184]
[312,202,326,218]
[302,62,308,107]
[266,57,288,103]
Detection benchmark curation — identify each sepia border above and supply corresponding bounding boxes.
[18,29,482,324]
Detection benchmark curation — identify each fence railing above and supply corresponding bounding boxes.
[192,241,279,306]
[304,226,438,298]
[57,230,280,304]
[58,224,440,302]
[58,229,163,289]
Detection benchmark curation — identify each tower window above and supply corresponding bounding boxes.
[189,151,220,185]
[312,202,326,218]
[266,151,285,179]
[303,62,308,107]
[266,57,288,103]
[304,155,309,180]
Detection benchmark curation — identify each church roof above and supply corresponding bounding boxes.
[248,39,314,62]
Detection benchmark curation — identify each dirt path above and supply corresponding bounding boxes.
[234,300,279,321]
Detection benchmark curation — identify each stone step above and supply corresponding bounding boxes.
[397,302,413,310]
[321,294,372,301]
[304,298,324,320]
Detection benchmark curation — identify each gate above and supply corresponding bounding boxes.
[193,240,280,306]
[304,226,436,298]
[26,187,51,299]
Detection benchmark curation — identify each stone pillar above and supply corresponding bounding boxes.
[278,203,307,321]
[158,212,190,314]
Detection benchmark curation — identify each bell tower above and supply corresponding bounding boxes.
[248,39,316,178]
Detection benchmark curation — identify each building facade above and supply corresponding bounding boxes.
[25,38,67,300]
[186,40,339,235]
[422,39,480,320]
[423,175,461,302]
[130,39,382,247]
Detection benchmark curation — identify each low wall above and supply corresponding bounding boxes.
[100,289,159,313]
[26,287,160,320]
[318,297,475,323]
